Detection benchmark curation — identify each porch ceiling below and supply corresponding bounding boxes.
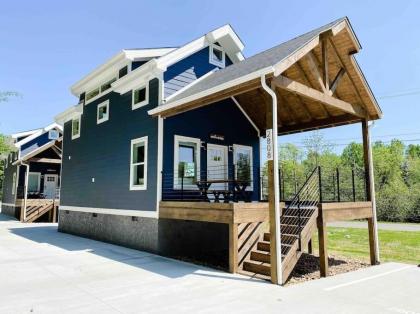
[151,18,382,135]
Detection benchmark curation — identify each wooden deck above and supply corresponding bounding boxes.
[159,200,374,279]
[15,199,59,223]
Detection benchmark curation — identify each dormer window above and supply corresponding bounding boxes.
[209,44,225,68]
[119,66,128,78]
[132,83,149,110]
[48,130,59,140]
[100,78,117,93]
[86,88,100,102]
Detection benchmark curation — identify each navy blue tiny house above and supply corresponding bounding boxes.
[1,124,62,221]
[56,25,266,268]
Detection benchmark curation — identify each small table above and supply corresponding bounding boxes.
[195,179,251,202]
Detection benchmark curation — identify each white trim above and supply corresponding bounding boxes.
[71,48,175,96]
[14,123,63,148]
[28,172,41,193]
[97,100,110,124]
[11,171,17,195]
[156,116,164,212]
[11,129,41,139]
[173,135,201,190]
[13,138,63,165]
[206,143,229,190]
[132,83,149,110]
[231,96,260,136]
[1,203,17,207]
[71,116,81,140]
[55,103,83,125]
[165,70,216,102]
[129,136,148,191]
[59,205,158,218]
[233,144,254,191]
[148,66,274,116]
[85,86,113,106]
[209,44,225,68]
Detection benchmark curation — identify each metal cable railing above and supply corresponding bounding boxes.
[280,166,320,252]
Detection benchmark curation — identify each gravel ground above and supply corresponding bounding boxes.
[287,253,370,285]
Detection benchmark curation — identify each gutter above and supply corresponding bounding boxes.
[260,73,282,285]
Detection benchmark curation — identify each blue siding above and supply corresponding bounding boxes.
[1,156,18,204]
[164,47,232,99]
[162,98,260,200]
[60,78,160,212]
[20,132,51,157]
[132,61,147,71]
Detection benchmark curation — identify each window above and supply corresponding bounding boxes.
[233,145,253,190]
[100,78,116,93]
[86,88,100,102]
[79,92,86,105]
[12,172,16,195]
[132,84,149,110]
[130,136,148,190]
[119,65,128,78]
[174,135,201,188]
[97,100,109,124]
[71,117,81,139]
[48,130,59,140]
[28,172,41,193]
[209,44,225,68]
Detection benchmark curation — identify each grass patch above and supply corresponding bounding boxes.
[312,227,420,265]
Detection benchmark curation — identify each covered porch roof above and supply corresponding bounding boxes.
[149,17,382,135]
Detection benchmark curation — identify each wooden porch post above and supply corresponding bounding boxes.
[362,119,380,265]
[229,222,239,273]
[317,204,328,277]
[266,96,279,284]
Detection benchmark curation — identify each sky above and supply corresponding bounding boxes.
[1,0,420,152]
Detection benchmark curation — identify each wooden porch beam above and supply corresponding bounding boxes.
[273,75,366,118]
[321,36,329,91]
[330,68,346,94]
[277,113,360,135]
[28,158,61,164]
[306,52,328,94]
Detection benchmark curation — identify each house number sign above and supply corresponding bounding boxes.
[266,129,273,160]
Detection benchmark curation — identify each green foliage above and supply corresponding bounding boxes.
[0,91,20,103]
[275,132,420,223]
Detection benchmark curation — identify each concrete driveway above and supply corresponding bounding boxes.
[0,214,419,314]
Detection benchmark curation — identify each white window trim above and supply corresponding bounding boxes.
[130,136,148,191]
[28,172,41,193]
[97,100,110,124]
[71,116,81,140]
[233,144,253,191]
[173,135,201,190]
[209,44,226,68]
[12,172,16,195]
[132,83,149,110]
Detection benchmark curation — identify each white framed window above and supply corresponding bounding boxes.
[71,116,81,140]
[233,144,253,191]
[12,172,16,195]
[48,129,59,140]
[174,135,201,189]
[209,44,225,68]
[100,78,116,93]
[28,172,41,193]
[130,136,148,190]
[97,100,109,124]
[85,88,100,103]
[132,83,149,110]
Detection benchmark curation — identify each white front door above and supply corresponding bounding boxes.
[207,144,228,190]
[44,175,58,199]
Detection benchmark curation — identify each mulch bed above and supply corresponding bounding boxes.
[286,253,370,285]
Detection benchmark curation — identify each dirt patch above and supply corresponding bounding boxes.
[286,253,370,285]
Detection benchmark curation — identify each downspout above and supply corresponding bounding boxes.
[21,162,30,222]
[260,74,282,285]
[368,121,380,262]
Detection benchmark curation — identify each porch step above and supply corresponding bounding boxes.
[250,250,271,263]
[263,233,298,244]
[257,241,292,255]
[243,261,271,276]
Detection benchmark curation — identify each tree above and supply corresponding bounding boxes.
[0,91,19,103]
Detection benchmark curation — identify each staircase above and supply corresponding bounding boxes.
[243,167,321,283]
[23,199,56,223]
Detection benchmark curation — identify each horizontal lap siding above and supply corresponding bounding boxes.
[20,132,51,157]
[164,47,221,99]
[162,98,260,200]
[60,79,159,212]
